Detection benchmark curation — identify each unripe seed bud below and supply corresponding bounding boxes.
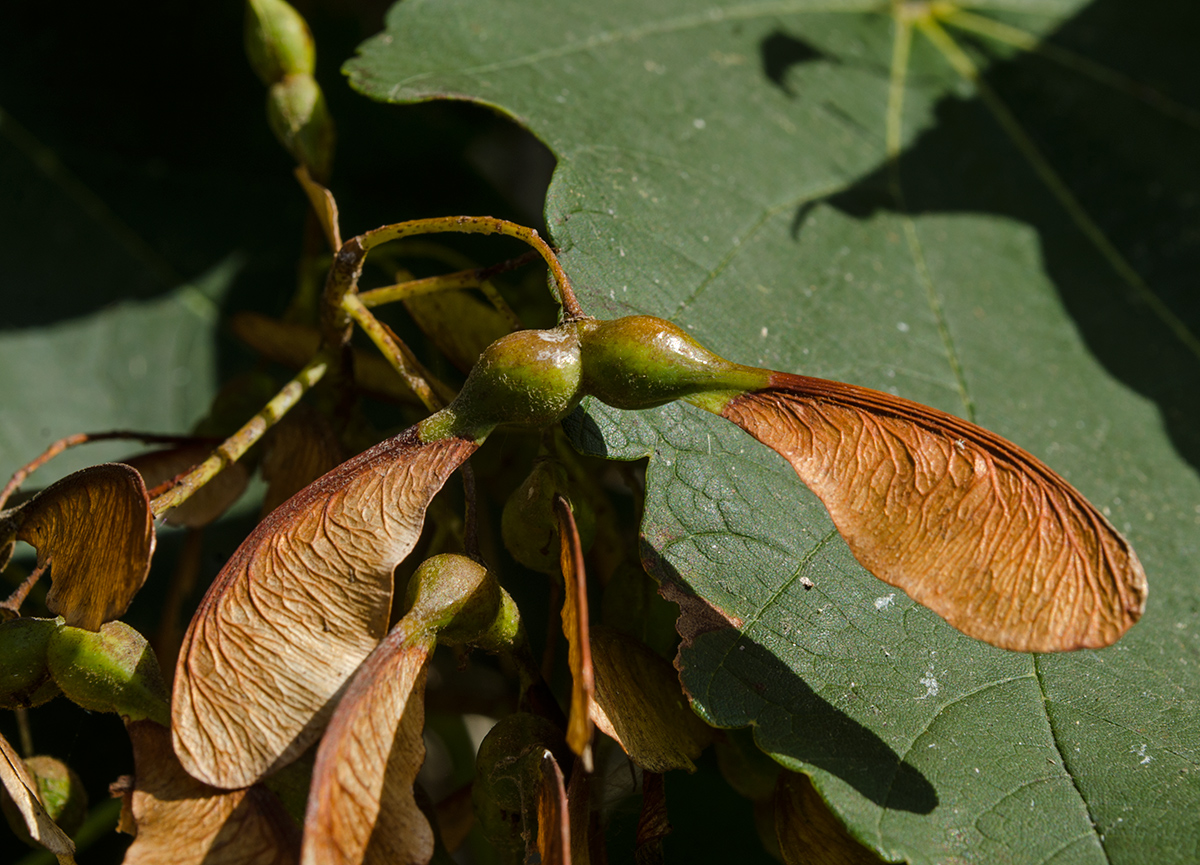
[0,755,88,846]
[244,0,315,84]
[45,620,170,726]
[579,315,765,410]
[431,326,584,438]
[403,554,500,644]
[267,74,336,181]
[472,712,570,855]
[502,456,594,574]
[0,617,60,709]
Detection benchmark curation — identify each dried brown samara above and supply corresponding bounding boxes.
[721,373,1147,652]
[172,427,476,790]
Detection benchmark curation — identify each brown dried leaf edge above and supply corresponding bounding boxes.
[301,619,436,865]
[122,720,300,865]
[720,372,1147,652]
[173,427,476,790]
[0,729,75,857]
[12,463,154,631]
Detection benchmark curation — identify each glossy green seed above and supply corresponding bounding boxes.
[578,315,766,410]
[45,620,170,726]
[244,0,315,84]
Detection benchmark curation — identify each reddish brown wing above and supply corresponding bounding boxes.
[18,463,155,631]
[301,621,435,865]
[172,427,476,790]
[722,373,1146,652]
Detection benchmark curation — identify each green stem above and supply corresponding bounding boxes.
[340,293,446,412]
[360,217,584,320]
[149,353,329,518]
[0,432,217,512]
[359,250,535,333]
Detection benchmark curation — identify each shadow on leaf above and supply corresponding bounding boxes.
[759,31,832,98]
[799,0,1200,472]
[645,548,937,815]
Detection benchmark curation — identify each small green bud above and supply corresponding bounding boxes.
[501,456,594,574]
[472,712,570,859]
[244,0,315,84]
[0,755,88,846]
[0,617,61,709]
[45,620,170,726]
[424,325,584,440]
[267,74,336,181]
[403,554,501,645]
[578,315,766,410]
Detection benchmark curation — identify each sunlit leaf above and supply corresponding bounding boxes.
[172,427,477,789]
[301,619,436,865]
[122,720,300,865]
[347,1,1200,857]
[721,374,1147,651]
[14,463,154,631]
[0,730,75,858]
[589,625,712,773]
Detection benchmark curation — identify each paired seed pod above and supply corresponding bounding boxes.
[427,313,1145,652]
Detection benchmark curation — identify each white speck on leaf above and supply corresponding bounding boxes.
[1133,743,1153,765]
[693,118,706,129]
[760,326,769,338]
[916,664,939,699]
[874,593,895,610]
[897,321,910,332]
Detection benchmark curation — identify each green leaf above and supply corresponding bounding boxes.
[348,1,1200,862]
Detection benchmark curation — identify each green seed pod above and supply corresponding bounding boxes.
[45,620,170,727]
[0,755,88,846]
[0,618,61,709]
[578,315,765,410]
[426,325,584,440]
[267,74,336,181]
[244,0,315,84]
[472,712,569,861]
[501,456,594,575]
[403,554,501,645]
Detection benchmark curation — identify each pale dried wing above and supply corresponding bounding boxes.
[259,407,343,518]
[404,289,510,373]
[123,720,300,865]
[17,464,154,631]
[589,626,712,773]
[722,374,1147,652]
[0,730,75,857]
[125,445,249,528]
[301,621,436,865]
[555,496,594,771]
[173,428,476,789]
[774,771,885,865]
